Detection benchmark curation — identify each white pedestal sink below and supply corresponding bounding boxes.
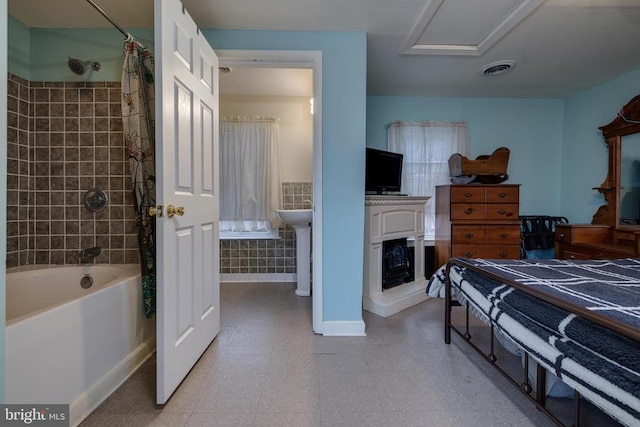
[274,209,312,297]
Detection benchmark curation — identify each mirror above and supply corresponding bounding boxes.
[593,94,640,229]
[620,133,640,226]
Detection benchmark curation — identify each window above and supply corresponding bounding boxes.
[219,117,282,239]
[388,121,469,239]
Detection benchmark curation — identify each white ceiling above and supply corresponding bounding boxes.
[8,0,640,98]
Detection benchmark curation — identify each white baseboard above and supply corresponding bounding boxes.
[221,273,297,283]
[321,320,366,336]
[70,336,157,427]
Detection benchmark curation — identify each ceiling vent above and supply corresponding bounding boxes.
[219,66,232,74]
[481,60,516,76]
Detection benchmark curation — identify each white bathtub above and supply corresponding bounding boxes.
[5,264,156,426]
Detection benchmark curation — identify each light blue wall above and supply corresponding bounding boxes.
[204,30,368,322]
[367,97,565,216]
[367,66,640,223]
[7,23,153,82]
[562,67,640,223]
[8,16,29,79]
[28,28,153,82]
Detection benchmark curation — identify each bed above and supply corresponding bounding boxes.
[426,257,640,427]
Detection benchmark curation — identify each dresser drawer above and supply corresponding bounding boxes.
[452,226,487,244]
[560,249,593,260]
[450,185,519,203]
[453,225,520,244]
[452,203,518,220]
[558,243,633,260]
[486,186,519,203]
[485,204,518,220]
[555,224,612,245]
[451,186,484,203]
[486,225,521,244]
[452,244,521,259]
[451,204,485,220]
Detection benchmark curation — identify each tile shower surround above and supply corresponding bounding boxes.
[6,73,139,267]
[6,74,310,275]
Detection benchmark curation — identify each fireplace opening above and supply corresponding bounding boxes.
[382,238,411,290]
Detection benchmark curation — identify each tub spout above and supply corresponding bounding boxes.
[79,246,101,263]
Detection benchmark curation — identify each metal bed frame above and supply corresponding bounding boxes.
[443,258,640,427]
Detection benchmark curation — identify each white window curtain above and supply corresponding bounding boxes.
[219,117,282,233]
[388,121,469,238]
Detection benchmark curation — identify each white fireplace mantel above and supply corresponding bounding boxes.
[363,195,431,317]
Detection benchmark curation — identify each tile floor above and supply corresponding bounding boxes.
[80,282,607,426]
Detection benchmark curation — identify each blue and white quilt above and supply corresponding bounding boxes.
[427,258,640,427]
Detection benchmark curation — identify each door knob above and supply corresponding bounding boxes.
[166,204,185,218]
[149,205,163,217]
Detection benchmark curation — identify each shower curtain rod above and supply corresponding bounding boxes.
[222,115,280,123]
[86,0,128,38]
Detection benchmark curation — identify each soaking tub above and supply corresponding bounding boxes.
[5,264,155,426]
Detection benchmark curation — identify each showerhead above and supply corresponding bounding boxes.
[67,58,101,75]
[68,58,85,75]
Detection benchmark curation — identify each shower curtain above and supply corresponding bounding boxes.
[122,35,156,318]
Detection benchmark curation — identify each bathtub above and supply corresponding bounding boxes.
[5,264,156,426]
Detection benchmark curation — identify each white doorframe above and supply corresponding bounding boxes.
[216,49,324,334]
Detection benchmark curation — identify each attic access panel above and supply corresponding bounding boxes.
[402,0,543,56]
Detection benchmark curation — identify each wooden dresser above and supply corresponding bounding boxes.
[555,224,640,260]
[554,94,640,261]
[435,184,521,269]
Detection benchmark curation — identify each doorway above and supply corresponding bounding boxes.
[217,50,323,333]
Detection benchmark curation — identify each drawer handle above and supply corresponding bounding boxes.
[499,252,508,258]
[569,255,575,260]
[464,208,473,215]
[558,233,564,242]
[498,192,507,198]
[499,233,508,239]
[465,252,473,257]
[464,192,473,198]
[465,233,474,239]
[497,210,514,217]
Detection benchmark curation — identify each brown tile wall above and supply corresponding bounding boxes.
[6,73,139,268]
[6,71,310,272]
[219,182,312,275]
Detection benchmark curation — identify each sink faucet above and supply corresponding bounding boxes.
[79,246,101,263]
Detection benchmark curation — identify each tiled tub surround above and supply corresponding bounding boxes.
[6,73,139,268]
[220,182,312,282]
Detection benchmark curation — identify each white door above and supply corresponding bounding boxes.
[154,0,220,404]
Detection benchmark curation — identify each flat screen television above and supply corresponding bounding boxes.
[365,148,404,194]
